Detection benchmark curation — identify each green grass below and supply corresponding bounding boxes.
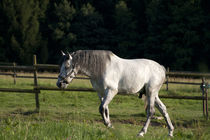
[0,74,210,140]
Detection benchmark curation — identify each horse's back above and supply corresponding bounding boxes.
[104,55,165,93]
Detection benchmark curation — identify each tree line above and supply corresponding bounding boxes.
[0,0,209,71]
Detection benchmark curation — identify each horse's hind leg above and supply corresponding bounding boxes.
[137,92,156,137]
[155,96,174,137]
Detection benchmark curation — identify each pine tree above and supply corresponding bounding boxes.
[113,1,139,58]
[48,0,76,62]
[0,6,8,62]
[0,0,42,64]
[71,3,109,50]
[145,0,206,71]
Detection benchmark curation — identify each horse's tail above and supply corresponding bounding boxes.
[141,65,166,111]
[139,85,148,110]
[141,94,148,111]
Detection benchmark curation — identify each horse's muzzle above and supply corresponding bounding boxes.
[56,81,69,89]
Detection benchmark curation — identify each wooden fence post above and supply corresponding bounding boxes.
[13,62,16,85]
[33,55,40,111]
[201,78,206,117]
[205,82,208,120]
[166,67,169,91]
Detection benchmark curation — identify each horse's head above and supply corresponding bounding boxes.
[56,51,76,89]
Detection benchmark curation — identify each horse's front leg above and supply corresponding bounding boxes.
[99,89,117,128]
[105,106,110,123]
[97,92,108,126]
[99,105,112,127]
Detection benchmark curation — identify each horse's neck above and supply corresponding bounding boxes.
[79,66,102,79]
[78,66,92,77]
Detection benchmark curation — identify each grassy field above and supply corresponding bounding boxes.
[0,73,210,140]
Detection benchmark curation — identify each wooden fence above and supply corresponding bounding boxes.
[0,55,209,119]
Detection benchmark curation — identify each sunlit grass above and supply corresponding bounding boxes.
[0,73,210,139]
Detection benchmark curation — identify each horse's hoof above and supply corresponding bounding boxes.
[168,130,174,137]
[137,132,144,137]
[168,134,173,138]
[107,123,114,129]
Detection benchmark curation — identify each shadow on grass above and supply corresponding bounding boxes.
[175,118,208,128]
[11,109,39,116]
[131,113,146,117]
[102,118,164,127]
[102,113,164,127]
[110,113,146,119]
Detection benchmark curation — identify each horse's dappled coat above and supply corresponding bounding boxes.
[57,50,174,137]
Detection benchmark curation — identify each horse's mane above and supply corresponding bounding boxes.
[72,50,112,77]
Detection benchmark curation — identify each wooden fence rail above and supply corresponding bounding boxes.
[0,84,209,119]
[0,71,206,85]
[0,66,209,87]
[1,64,210,77]
[0,57,209,120]
[35,86,210,100]
[0,65,34,71]
[0,88,39,94]
[166,71,210,78]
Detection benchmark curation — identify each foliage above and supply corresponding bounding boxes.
[0,0,46,64]
[47,0,76,63]
[71,3,110,51]
[0,0,209,71]
[113,1,139,58]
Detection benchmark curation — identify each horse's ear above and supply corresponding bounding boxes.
[67,52,72,60]
[61,50,65,56]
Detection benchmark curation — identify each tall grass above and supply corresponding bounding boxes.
[0,74,210,139]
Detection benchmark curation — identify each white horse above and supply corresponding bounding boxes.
[56,50,174,137]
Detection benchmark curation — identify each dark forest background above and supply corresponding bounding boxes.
[0,0,209,71]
